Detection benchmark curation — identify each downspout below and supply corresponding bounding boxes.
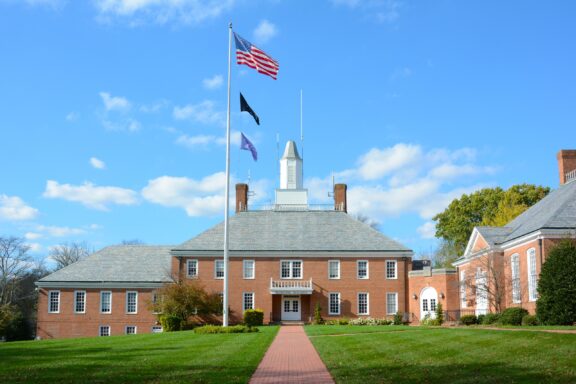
[538,238,543,266]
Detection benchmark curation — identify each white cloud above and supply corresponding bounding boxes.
[100,91,131,111]
[176,134,217,148]
[202,74,223,90]
[173,100,224,125]
[332,0,402,24]
[349,143,422,180]
[65,112,79,122]
[102,118,141,132]
[90,157,106,170]
[140,99,169,113]
[93,0,234,25]
[142,173,227,216]
[25,232,43,240]
[253,19,278,44]
[27,242,42,252]
[43,180,139,210]
[36,225,86,237]
[0,195,39,221]
[417,221,436,239]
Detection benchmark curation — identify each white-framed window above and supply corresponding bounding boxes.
[243,292,254,311]
[511,253,521,303]
[527,248,538,302]
[48,290,60,313]
[126,291,138,314]
[358,292,369,315]
[460,270,467,308]
[386,292,398,315]
[99,325,110,337]
[125,326,137,335]
[74,290,86,314]
[280,260,302,279]
[329,292,341,315]
[386,260,397,279]
[214,259,224,279]
[151,326,163,333]
[430,298,437,312]
[328,260,340,279]
[187,259,198,278]
[100,291,112,313]
[243,260,255,279]
[357,260,368,279]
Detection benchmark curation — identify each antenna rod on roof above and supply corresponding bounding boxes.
[300,89,304,184]
[276,132,280,182]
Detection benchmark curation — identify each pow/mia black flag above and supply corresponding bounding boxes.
[240,92,260,125]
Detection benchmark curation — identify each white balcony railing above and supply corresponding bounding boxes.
[270,278,313,294]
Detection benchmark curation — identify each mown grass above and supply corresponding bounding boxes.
[306,325,576,384]
[0,326,279,384]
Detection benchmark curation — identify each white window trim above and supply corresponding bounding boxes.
[48,290,60,314]
[511,253,521,304]
[243,260,255,280]
[527,248,538,302]
[126,291,138,314]
[386,260,398,280]
[99,325,111,337]
[386,292,398,315]
[214,259,224,279]
[329,292,341,315]
[125,325,137,335]
[243,292,255,312]
[460,270,467,308]
[328,260,340,280]
[357,292,369,315]
[100,291,112,314]
[186,259,199,278]
[74,290,86,314]
[151,326,163,333]
[357,260,369,280]
[280,260,303,280]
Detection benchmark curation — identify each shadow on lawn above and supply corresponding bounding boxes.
[330,361,576,384]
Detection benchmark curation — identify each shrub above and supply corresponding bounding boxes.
[194,325,258,334]
[435,302,444,326]
[500,307,529,326]
[313,302,324,324]
[522,314,539,326]
[477,314,486,325]
[393,312,404,325]
[349,317,392,326]
[160,314,183,332]
[243,309,264,327]
[460,315,478,325]
[337,317,350,325]
[420,314,441,326]
[482,313,501,325]
[537,240,576,325]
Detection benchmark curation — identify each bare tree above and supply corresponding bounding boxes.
[49,241,91,271]
[121,239,145,245]
[464,252,506,313]
[0,236,32,306]
[352,213,380,231]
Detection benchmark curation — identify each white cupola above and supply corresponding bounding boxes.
[275,141,308,208]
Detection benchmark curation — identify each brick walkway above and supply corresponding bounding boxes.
[249,326,334,384]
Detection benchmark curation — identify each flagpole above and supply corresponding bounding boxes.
[223,22,233,327]
[300,89,304,182]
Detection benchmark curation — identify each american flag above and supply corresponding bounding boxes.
[234,32,279,80]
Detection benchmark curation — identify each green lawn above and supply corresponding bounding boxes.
[0,326,279,384]
[306,325,576,384]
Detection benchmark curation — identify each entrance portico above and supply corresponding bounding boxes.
[270,278,313,322]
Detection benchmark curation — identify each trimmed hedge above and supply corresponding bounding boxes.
[160,315,183,332]
[194,325,259,334]
[481,313,501,325]
[522,314,539,326]
[243,309,264,327]
[500,307,529,326]
[460,315,478,326]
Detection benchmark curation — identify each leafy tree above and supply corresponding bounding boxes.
[49,242,92,271]
[432,240,459,268]
[152,280,222,324]
[0,236,32,306]
[433,185,549,255]
[536,240,576,325]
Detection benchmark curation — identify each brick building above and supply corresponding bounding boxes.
[36,141,415,338]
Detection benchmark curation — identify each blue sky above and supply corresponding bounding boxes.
[1,0,575,262]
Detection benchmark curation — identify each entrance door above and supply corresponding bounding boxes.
[281,295,301,321]
[420,287,438,320]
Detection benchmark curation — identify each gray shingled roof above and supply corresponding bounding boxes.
[38,245,174,283]
[174,210,411,252]
[475,180,576,247]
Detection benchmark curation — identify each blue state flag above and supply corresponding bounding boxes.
[240,133,257,161]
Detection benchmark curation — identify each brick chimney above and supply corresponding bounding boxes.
[236,183,248,213]
[557,150,576,185]
[334,184,347,213]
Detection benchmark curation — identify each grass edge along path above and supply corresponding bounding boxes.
[0,326,279,384]
[305,325,576,384]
